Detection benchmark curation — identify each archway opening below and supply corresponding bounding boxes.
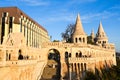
[41,49,61,80]
[18,49,23,60]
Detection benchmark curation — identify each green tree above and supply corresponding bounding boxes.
[61,24,75,43]
[53,40,59,42]
[83,71,97,80]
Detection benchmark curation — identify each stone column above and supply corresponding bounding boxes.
[0,18,2,44]
[76,63,79,79]
[30,23,33,47]
[34,26,36,47]
[4,17,8,39]
[27,20,30,47]
[33,25,35,47]
[78,63,81,79]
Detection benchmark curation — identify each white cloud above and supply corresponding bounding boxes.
[81,11,118,23]
[37,10,118,24]
[70,0,96,4]
[109,5,120,10]
[19,0,49,6]
[47,15,75,22]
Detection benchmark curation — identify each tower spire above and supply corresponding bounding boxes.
[72,14,87,43]
[74,14,85,35]
[96,21,108,45]
[97,21,107,38]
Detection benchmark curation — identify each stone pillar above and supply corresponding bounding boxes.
[30,23,33,47]
[36,26,38,48]
[33,25,35,47]
[19,16,23,33]
[29,21,31,47]
[27,20,30,46]
[76,63,79,79]
[26,19,29,46]
[61,63,67,80]
[78,63,80,79]
[34,25,36,47]
[38,28,40,48]
[4,17,8,39]
[0,18,2,44]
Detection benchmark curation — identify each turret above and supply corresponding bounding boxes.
[72,14,87,43]
[90,29,95,42]
[95,21,108,45]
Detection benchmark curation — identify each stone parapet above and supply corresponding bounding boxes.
[68,57,95,63]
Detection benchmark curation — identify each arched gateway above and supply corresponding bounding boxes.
[41,49,61,80]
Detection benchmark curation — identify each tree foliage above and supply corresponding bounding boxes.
[83,59,120,80]
[61,24,75,43]
[53,40,59,42]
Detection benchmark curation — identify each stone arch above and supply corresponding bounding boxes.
[41,48,61,80]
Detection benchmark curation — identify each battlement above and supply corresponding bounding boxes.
[42,42,115,52]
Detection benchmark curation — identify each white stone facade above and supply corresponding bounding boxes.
[0,7,116,80]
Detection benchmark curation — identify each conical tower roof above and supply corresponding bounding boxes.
[73,14,86,35]
[97,21,107,38]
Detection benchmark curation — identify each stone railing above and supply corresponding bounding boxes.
[68,57,95,63]
[6,60,37,66]
[42,42,73,48]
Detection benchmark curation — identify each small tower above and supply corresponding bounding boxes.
[72,14,87,43]
[90,29,95,42]
[95,21,108,45]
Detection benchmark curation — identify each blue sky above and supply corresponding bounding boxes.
[0,0,120,52]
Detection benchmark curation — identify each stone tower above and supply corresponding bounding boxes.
[72,14,87,43]
[95,21,108,45]
[90,29,95,42]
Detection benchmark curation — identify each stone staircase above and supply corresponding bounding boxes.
[40,60,60,80]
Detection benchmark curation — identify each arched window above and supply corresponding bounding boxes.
[75,38,77,43]
[69,53,71,57]
[79,52,82,57]
[83,38,85,43]
[79,38,81,42]
[76,52,78,57]
[18,50,23,60]
[65,51,68,58]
